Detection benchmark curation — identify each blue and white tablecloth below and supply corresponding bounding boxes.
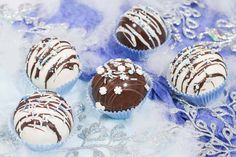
[1,0,236,156]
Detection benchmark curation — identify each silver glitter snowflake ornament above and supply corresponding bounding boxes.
[198,19,236,52]
[163,0,205,47]
[172,91,236,157]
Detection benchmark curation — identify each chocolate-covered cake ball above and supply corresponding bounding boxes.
[116,6,167,50]
[169,45,227,95]
[13,91,73,146]
[91,58,150,112]
[26,37,81,91]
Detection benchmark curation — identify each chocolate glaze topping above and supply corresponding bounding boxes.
[116,6,167,50]
[91,58,150,112]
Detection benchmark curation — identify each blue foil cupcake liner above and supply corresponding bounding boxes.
[24,140,63,152]
[25,72,81,95]
[87,72,153,119]
[108,22,171,62]
[167,76,226,106]
[55,74,80,95]
[8,96,76,151]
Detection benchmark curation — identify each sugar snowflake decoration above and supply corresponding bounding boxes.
[145,84,150,91]
[120,74,129,80]
[95,102,105,111]
[136,68,143,75]
[96,66,105,75]
[99,87,107,95]
[128,69,134,75]
[117,65,126,72]
[114,86,122,95]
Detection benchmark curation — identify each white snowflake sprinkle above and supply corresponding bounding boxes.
[128,70,134,75]
[114,86,122,95]
[145,84,150,91]
[118,65,126,72]
[123,83,128,87]
[120,74,129,80]
[51,50,57,56]
[96,66,105,75]
[99,87,107,95]
[136,68,144,75]
[95,102,105,111]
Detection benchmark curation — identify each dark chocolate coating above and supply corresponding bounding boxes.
[116,6,167,50]
[91,59,148,112]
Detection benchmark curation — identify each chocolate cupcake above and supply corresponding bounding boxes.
[111,6,168,61]
[12,91,73,151]
[168,45,227,105]
[26,37,81,93]
[91,58,150,119]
